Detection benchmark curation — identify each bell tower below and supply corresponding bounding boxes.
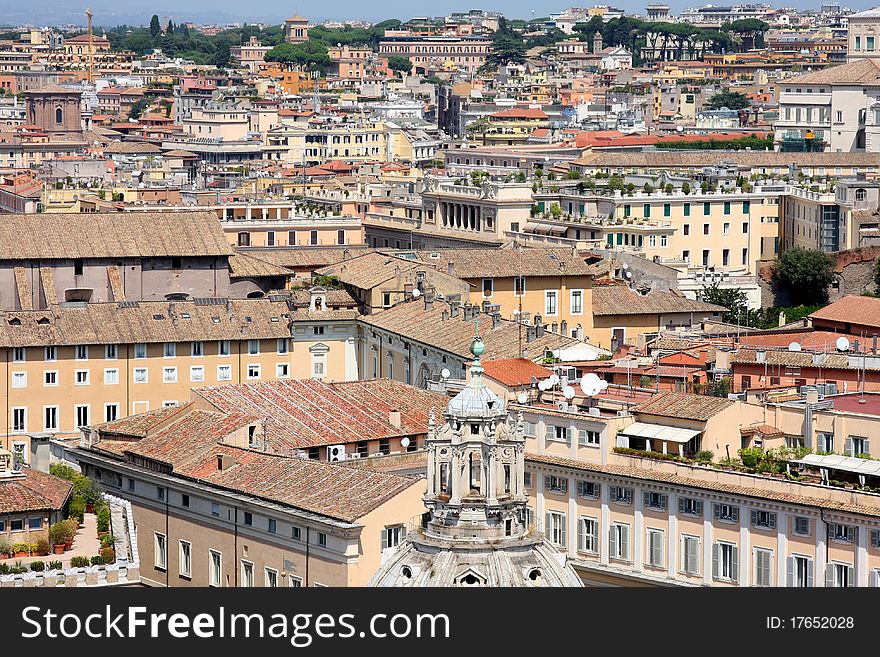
[423,336,529,542]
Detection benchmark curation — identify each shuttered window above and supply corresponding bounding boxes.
[754,548,772,587]
[750,510,777,530]
[647,529,664,567]
[577,517,598,553]
[712,542,738,582]
[681,535,700,575]
[609,523,630,561]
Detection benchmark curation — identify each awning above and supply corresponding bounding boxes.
[619,422,700,444]
[794,454,880,476]
[548,224,567,235]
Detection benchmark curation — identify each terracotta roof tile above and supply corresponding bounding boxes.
[809,295,880,331]
[0,468,72,514]
[591,286,725,317]
[633,390,734,421]
[481,357,551,386]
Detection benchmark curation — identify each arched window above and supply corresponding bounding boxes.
[856,188,868,201]
[55,107,63,124]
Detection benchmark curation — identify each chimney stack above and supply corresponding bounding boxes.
[389,410,402,429]
[447,261,455,277]
[491,312,501,329]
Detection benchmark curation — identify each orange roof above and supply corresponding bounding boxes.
[809,295,880,330]
[480,357,552,387]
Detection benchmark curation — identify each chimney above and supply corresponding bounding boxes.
[447,261,455,277]
[575,324,584,341]
[526,325,537,343]
[343,248,351,260]
[450,300,460,318]
[442,310,449,320]
[551,322,558,334]
[481,299,491,312]
[805,386,820,405]
[217,453,237,471]
[536,323,545,338]
[389,410,402,429]
[424,292,435,311]
[778,310,786,327]
[560,320,568,336]
[534,313,542,326]
[492,312,501,329]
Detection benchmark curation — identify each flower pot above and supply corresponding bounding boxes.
[14,551,27,557]
[53,544,66,555]
[64,540,73,550]
[97,530,108,538]
[85,504,94,514]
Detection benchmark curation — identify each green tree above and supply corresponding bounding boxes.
[149,15,161,39]
[128,97,149,120]
[773,248,835,306]
[698,282,749,323]
[123,34,154,54]
[707,90,749,110]
[166,20,174,36]
[386,55,412,74]
[487,17,526,67]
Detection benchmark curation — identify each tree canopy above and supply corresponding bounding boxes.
[707,90,749,110]
[386,55,412,74]
[773,249,835,306]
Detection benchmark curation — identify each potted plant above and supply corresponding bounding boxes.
[90,555,105,566]
[49,522,67,554]
[100,547,115,564]
[29,561,45,572]
[0,537,10,559]
[68,498,86,526]
[47,560,62,571]
[63,518,78,549]
[100,533,115,550]
[96,507,110,536]
[12,543,29,558]
[34,538,50,557]
[69,556,90,568]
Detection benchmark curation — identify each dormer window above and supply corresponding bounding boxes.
[470,423,480,435]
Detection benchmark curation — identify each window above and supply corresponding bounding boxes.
[644,492,667,511]
[570,289,583,315]
[162,367,177,383]
[241,561,254,587]
[382,525,405,549]
[218,340,230,357]
[179,541,192,578]
[44,406,58,431]
[268,518,276,534]
[104,404,119,422]
[545,290,557,315]
[190,366,204,382]
[703,223,710,235]
[578,517,598,553]
[523,471,532,489]
[703,202,710,216]
[742,248,748,266]
[246,364,261,380]
[44,346,56,362]
[723,222,730,235]
[754,548,772,587]
[682,535,700,575]
[292,526,302,541]
[266,231,275,247]
[337,230,345,245]
[104,368,119,385]
[155,533,167,570]
[211,503,220,517]
[830,523,855,543]
[105,344,117,360]
[11,407,25,433]
[127,478,135,492]
[660,234,667,248]
[647,528,664,567]
[276,363,290,379]
[28,516,42,530]
[663,203,670,217]
[611,486,632,505]
[642,203,650,219]
[288,231,296,246]
[609,523,630,561]
[714,503,739,523]
[209,550,221,587]
[75,369,90,385]
[545,425,570,443]
[11,371,25,388]
[244,512,253,526]
[683,224,690,236]
[310,230,318,246]
[817,433,833,452]
[237,232,250,247]
[544,475,568,494]
[217,364,232,382]
[826,562,853,588]
[679,497,703,516]
[10,519,22,531]
[578,429,599,446]
[482,279,493,298]
[545,511,566,547]
[313,326,325,335]
[191,341,203,357]
[742,201,750,214]
[683,203,690,217]
[163,343,176,358]
[751,510,776,530]
[180,494,189,508]
[514,276,525,296]
[134,367,148,384]
[793,516,810,536]
[317,532,327,547]
[75,345,88,361]
[248,340,259,355]
[134,343,146,359]
[847,436,870,457]
[265,567,278,587]
[872,529,880,549]
[276,338,289,355]
[712,542,738,582]
[869,36,876,50]
[577,480,599,498]
[788,555,813,587]
[75,404,89,428]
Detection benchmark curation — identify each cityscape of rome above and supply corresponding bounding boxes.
[2,0,880,592]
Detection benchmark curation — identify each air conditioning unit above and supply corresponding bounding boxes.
[557,401,569,411]
[327,445,346,462]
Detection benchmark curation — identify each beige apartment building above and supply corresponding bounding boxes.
[182,105,251,141]
[515,392,880,586]
[71,393,429,587]
[0,292,361,460]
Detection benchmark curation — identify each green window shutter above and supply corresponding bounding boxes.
[846,566,854,587]
[577,518,584,550]
[381,529,388,550]
[786,557,794,587]
[620,526,629,560]
[730,546,739,583]
[845,437,853,455]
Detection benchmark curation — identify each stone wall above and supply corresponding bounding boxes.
[828,246,880,301]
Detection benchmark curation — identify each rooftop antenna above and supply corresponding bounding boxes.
[86,8,94,85]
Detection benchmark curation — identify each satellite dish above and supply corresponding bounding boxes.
[411,287,421,298]
[788,341,802,352]
[441,368,451,379]
[563,385,576,399]
[548,374,560,386]
[622,263,629,269]
[400,437,410,448]
[836,337,851,352]
[625,271,632,279]
[516,392,528,404]
[580,372,604,397]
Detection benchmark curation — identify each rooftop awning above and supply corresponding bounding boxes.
[619,422,700,443]
[794,453,880,476]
